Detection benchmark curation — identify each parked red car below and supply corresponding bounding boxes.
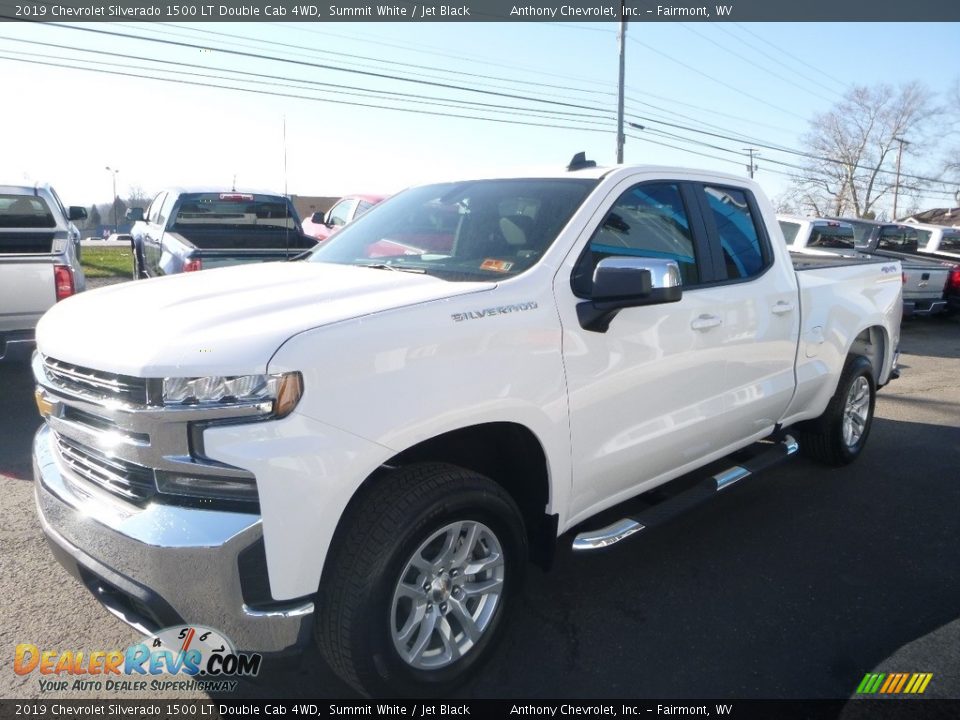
[301,194,386,242]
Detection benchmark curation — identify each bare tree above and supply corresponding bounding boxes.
[787,82,939,218]
[771,192,798,215]
[945,78,960,185]
[127,185,152,209]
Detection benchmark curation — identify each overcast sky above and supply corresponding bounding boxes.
[2,20,958,213]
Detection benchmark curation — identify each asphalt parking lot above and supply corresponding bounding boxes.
[1,312,958,700]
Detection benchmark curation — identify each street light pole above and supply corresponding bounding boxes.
[892,137,909,220]
[105,166,119,234]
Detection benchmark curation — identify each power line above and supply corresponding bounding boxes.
[19,21,619,120]
[0,43,615,130]
[0,52,616,135]
[732,22,850,92]
[676,22,842,105]
[626,113,957,190]
[280,23,619,91]
[627,36,801,118]
[150,21,616,102]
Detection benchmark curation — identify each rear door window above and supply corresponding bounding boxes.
[327,199,357,227]
[146,193,166,225]
[778,220,800,245]
[700,186,770,280]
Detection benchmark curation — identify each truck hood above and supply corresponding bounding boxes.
[37,262,491,377]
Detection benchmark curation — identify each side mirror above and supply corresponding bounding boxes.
[577,257,683,332]
[310,211,325,224]
[126,207,145,222]
[68,206,87,221]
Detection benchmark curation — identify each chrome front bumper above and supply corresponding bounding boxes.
[33,424,314,653]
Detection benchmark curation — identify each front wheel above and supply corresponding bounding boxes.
[315,463,527,697]
[797,354,876,466]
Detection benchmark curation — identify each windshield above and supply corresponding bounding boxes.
[308,178,598,281]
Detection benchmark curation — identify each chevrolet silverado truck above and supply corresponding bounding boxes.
[905,220,960,261]
[127,188,315,278]
[0,184,86,362]
[32,160,902,696]
[779,215,951,317]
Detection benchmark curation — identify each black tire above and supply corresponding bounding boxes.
[797,354,876,466]
[315,463,527,697]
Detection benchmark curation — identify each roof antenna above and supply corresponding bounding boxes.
[567,152,597,171]
[232,174,237,192]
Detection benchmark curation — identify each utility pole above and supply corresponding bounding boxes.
[892,137,910,220]
[616,4,627,164]
[743,148,759,179]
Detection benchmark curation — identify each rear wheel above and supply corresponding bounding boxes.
[797,354,876,465]
[315,463,526,697]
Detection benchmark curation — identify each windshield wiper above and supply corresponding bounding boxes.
[358,263,425,274]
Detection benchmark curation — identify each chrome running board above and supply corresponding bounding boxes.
[572,435,799,552]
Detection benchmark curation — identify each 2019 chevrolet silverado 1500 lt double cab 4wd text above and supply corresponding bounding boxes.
[126,188,315,278]
[0,184,86,362]
[32,159,902,696]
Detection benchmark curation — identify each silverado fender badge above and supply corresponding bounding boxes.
[452,301,538,322]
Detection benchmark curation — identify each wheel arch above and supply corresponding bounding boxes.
[849,324,890,384]
[336,422,557,570]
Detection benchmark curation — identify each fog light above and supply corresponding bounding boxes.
[155,470,258,502]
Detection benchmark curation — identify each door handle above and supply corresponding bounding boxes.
[691,314,722,331]
[772,301,795,315]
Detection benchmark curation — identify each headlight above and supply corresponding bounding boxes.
[162,371,303,418]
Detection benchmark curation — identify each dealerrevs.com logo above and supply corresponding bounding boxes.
[14,626,261,693]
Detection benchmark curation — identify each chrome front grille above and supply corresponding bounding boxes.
[55,434,156,504]
[43,356,150,406]
[34,353,260,508]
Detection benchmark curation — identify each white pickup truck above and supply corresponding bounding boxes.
[0,184,86,362]
[32,160,902,696]
[778,214,952,317]
[906,220,960,261]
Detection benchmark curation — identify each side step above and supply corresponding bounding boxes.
[572,435,799,552]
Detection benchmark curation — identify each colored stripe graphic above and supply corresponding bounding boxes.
[856,672,932,694]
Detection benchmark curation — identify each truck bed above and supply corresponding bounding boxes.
[790,252,890,271]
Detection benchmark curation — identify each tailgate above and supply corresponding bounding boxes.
[190,248,308,270]
[0,257,56,334]
[903,265,950,300]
